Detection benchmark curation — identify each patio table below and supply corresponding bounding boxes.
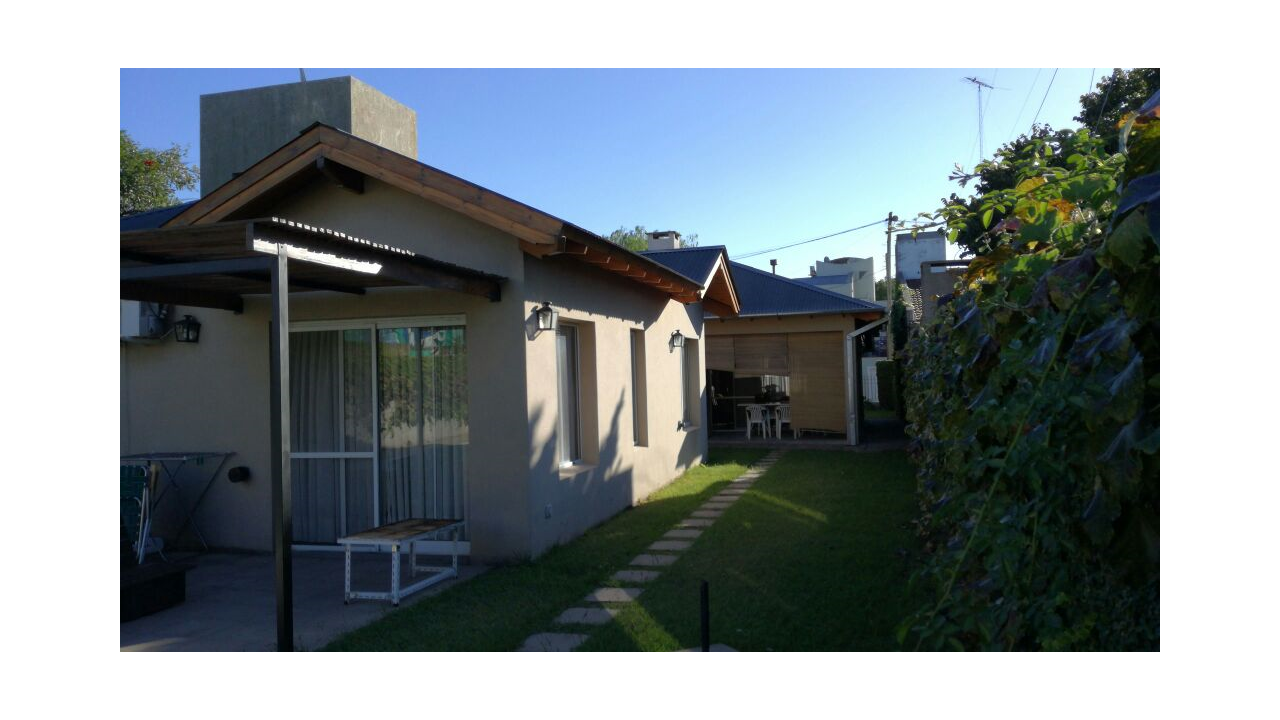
[337,518,466,606]
[120,451,234,552]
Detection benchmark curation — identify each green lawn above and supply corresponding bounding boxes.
[579,450,921,651]
[323,448,768,651]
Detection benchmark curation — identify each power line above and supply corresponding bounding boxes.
[1007,68,1041,142]
[1092,68,1115,131]
[1030,68,1059,129]
[736,219,887,260]
[1087,68,1096,95]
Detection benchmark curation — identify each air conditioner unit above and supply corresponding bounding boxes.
[121,301,169,342]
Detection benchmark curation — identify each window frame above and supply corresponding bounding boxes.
[555,323,583,467]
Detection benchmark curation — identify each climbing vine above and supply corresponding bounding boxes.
[899,96,1160,650]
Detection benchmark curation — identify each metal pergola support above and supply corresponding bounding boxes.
[269,251,294,651]
[845,317,889,446]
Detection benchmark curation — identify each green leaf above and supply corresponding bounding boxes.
[982,207,994,229]
[1103,210,1151,270]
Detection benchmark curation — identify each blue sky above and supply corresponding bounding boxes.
[120,68,1108,278]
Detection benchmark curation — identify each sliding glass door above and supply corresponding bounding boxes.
[289,317,468,544]
[377,325,468,525]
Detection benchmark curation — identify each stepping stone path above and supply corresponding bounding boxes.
[516,449,783,651]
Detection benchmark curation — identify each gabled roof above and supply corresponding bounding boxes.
[641,250,882,318]
[724,261,883,318]
[158,123,714,308]
[639,246,740,316]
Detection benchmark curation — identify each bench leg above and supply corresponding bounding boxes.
[452,527,460,574]
[343,544,352,604]
[390,543,401,606]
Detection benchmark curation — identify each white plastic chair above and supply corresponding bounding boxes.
[774,404,797,439]
[745,404,770,439]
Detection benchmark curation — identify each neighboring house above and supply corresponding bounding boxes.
[120,77,739,563]
[894,229,947,285]
[641,246,885,440]
[919,259,971,322]
[794,256,876,302]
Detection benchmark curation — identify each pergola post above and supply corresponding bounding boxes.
[269,250,294,651]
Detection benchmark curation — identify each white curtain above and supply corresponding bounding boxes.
[289,329,375,543]
[378,326,468,533]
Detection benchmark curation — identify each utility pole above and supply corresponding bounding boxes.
[885,211,898,359]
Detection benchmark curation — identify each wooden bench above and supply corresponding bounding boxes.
[336,519,466,606]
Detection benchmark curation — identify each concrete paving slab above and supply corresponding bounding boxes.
[648,540,692,551]
[719,488,749,495]
[691,509,724,518]
[701,502,733,510]
[664,529,702,540]
[554,607,620,625]
[612,569,662,583]
[630,553,679,567]
[120,550,487,652]
[519,632,589,652]
[678,518,715,528]
[585,587,643,603]
[710,494,741,503]
[680,643,738,651]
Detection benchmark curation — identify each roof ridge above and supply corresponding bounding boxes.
[728,261,882,310]
[640,245,726,254]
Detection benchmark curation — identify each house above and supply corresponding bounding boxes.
[640,245,885,441]
[919,259,971,322]
[120,76,740,567]
[794,256,877,302]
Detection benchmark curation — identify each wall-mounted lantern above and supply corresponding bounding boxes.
[669,329,685,351]
[536,302,559,332]
[173,315,202,344]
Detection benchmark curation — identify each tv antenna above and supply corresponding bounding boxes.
[963,75,1003,160]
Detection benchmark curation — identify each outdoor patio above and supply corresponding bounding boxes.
[121,550,486,651]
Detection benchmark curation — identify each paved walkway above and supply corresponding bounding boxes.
[517,450,783,652]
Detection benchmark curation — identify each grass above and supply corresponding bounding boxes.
[863,404,899,421]
[579,450,921,651]
[323,448,768,651]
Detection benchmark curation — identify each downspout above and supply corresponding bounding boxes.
[844,317,889,446]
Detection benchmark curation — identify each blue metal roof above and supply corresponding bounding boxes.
[120,201,197,231]
[639,246,725,285]
[726,262,883,317]
[641,247,883,317]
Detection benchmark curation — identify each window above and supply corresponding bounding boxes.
[556,324,581,466]
[681,338,700,428]
[630,329,648,446]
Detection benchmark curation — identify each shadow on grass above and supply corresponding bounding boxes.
[322,448,768,651]
[578,449,923,652]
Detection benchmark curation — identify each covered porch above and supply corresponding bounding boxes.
[121,217,505,651]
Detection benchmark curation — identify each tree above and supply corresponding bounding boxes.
[1076,68,1160,148]
[605,225,699,252]
[121,129,199,215]
[940,125,1078,257]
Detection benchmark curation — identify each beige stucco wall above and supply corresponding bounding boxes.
[521,253,706,557]
[121,176,706,561]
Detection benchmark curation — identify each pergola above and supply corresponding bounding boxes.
[120,217,507,651]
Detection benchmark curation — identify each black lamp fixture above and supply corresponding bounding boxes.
[536,301,559,332]
[669,329,685,350]
[173,315,202,344]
